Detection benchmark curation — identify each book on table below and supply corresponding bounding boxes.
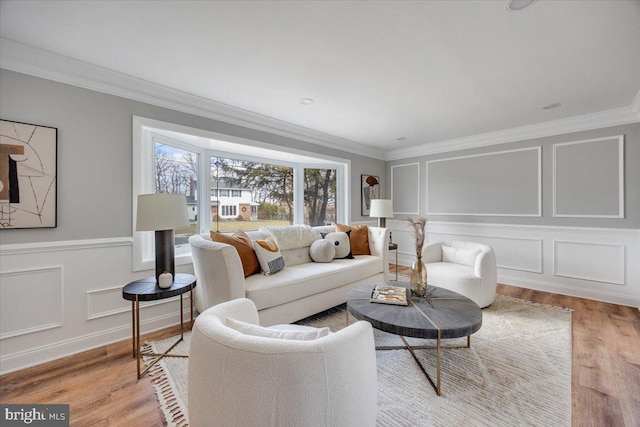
[370,284,408,306]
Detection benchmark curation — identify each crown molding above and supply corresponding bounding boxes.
[385,96,640,160]
[2,38,637,163]
[0,38,386,160]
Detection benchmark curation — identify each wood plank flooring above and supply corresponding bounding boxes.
[1,265,639,426]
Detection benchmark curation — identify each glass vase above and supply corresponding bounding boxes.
[410,256,428,297]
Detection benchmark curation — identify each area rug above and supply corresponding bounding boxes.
[147,295,572,427]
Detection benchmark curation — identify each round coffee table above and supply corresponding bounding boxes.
[347,281,482,396]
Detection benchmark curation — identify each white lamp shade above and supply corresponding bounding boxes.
[369,199,393,218]
[136,193,189,231]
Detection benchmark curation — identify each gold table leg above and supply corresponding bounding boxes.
[134,293,190,380]
[376,334,472,396]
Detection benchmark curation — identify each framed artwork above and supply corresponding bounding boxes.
[361,174,380,216]
[0,119,58,229]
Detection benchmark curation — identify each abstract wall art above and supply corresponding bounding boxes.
[361,174,380,216]
[0,120,57,229]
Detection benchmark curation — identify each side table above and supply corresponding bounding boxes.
[389,242,399,281]
[122,273,196,379]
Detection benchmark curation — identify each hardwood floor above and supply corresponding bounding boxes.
[1,266,639,426]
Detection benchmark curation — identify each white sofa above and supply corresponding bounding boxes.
[189,225,390,325]
[188,298,377,427]
[423,241,497,308]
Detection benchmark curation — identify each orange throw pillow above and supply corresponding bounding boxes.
[210,230,261,277]
[335,223,371,255]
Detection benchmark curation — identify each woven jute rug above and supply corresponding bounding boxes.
[147,295,572,427]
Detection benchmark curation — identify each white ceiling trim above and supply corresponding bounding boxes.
[1,38,638,163]
[386,100,640,161]
[0,38,386,160]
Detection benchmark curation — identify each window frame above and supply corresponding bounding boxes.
[132,116,350,272]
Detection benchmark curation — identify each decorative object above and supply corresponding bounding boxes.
[361,174,380,216]
[335,223,370,255]
[252,237,285,275]
[321,231,353,259]
[0,119,57,229]
[309,239,335,263]
[405,217,428,297]
[369,199,393,228]
[158,271,173,289]
[147,295,571,427]
[369,284,408,306]
[136,193,189,284]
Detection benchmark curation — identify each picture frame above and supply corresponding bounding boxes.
[361,174,380,216]
[1,119,58,229]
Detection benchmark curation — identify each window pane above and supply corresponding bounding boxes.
[211,157,293,232]
[154,142,198,245]
[304,168,337,226]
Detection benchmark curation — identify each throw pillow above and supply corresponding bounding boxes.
[210,230,260,277]
[442,245,481,267]
[321,231,353,259]
[253,237,286,275]
[335,223,371,255]
[226,318,330,340]
[309,239,335,263]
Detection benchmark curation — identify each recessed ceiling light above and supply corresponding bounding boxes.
[396,137,406,141]
[300,98,314,105]
[543,102,562,110]
[508,0,537,11]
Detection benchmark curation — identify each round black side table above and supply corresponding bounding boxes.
[122,273,196,379]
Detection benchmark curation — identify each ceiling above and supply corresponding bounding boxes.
[1,0,639,160]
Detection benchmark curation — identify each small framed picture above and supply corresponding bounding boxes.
[361,174,380,216]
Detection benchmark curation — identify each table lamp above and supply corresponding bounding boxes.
[370,199,393,228]
[136,193,189,285]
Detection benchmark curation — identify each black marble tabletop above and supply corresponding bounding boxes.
[347,281,482,339]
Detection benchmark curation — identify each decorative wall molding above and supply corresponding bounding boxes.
[86,286,192,321]
[0,237,132,256]
[425,146,542,217]
[553,135,624,218]
[387,220,640,308]
[0,38,385,160]
[386,94,640,160]
[0,266,64,340]
[390,162,420,214]
[2,38,638,163]
[427,231,543,273]
[553,240,625,285]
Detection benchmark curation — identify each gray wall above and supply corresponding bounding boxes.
[0,70,385,245]
[387,123,640,229]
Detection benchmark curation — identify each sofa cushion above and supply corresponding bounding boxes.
[260,225,320,250]
[245,255,382,311]
[335,223,371,255]
[442,246,480,267]
[309,239,335,263]
[321,231,353,259]
[226,318,329,340]
[253,238,286,276]
[210,231,260,277]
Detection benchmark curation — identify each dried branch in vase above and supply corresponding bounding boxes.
[404,217,427,257]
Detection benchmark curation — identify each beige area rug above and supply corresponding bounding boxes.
[147,295,572,427]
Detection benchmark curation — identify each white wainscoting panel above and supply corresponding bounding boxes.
[554,241,625,285]
[387,220,640,308]
[0,266,64,340]
[428,232,542,273]
[0,237,195,374]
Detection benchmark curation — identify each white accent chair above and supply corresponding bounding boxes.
[423,241,497,308]
[188,298,378,427]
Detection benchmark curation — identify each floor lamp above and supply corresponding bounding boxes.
[136,193,189,285]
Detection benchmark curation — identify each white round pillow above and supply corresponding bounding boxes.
[309,239,335,263]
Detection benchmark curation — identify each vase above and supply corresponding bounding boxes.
[410,256,428,297]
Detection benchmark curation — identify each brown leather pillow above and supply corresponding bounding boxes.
[335,223,370,255]
[210,230,260,277]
